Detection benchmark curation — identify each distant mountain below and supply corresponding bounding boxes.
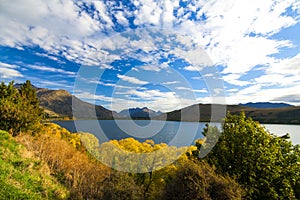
[119,107,163,119]
[155,103,300,124]
[239,102,293,108]
[36,88,119,119]
[15,83,300,123]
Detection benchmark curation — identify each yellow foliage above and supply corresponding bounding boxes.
[41,123,81,149]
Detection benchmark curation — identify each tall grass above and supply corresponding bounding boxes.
[0,130,68,199]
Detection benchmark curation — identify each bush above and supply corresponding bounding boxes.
[162,160,243,200]
[0,81,43,135]
[196,112,300,199]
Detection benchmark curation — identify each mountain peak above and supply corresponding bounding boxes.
[119,107,162,118]
[36,87,118,119]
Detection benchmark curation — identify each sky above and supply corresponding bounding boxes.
[0,0,300,112]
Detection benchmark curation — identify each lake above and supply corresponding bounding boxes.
[54,120,300,146]
[263,124,300,144]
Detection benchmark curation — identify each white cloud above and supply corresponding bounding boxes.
[34,52,59,62]
[191,76,202,80]
[175,86,190,90]
[252,53,300,87]
[117,74,148,85]
[176,0,299,75]
[1,0,300,108]
[0,0,299,73]
[224,84,300,106]
[133,0,162,26]
[175,86,208,94]
[114,11,129,26]
[237,84,262,95]
[74,91,115,103]
[193,89,208,93]
[268,53,300,76]
[0,62,23,78]
[28,65,76,75]
[223,74,251,86]
[183,66,200,71]
[163,81,179,85]
[140,65,162,72]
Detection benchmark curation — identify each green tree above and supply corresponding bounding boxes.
[195,112,300,199]
[0,80,43,135]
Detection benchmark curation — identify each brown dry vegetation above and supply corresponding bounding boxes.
[15,123,147,200]
[16,133,111,199]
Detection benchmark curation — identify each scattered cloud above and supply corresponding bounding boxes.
[163,81,179,85]
[254,53,300,87]
[28,65,76,75]
[175,86,208,94]
[191,76,202,80]
[74,91,115,103]
[223,74,251,86]
[183,66,200,71]
[117,74,148,85]
[193,89,208,93]
[0,62,23,78]
[224,84,300,106]
[1,0,300,108]
[140,65,164,72]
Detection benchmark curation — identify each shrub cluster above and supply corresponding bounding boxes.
[0,81,43,135]
[193,113,300,199]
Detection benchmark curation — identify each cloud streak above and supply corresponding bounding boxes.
[0,62,23,78]
[28,65,76,75]
[117,74,149,85]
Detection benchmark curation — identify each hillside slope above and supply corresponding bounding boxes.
[0,130,68,199]
[239,102,293,108]
[36,88,119,119]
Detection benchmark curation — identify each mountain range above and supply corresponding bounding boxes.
[28,86,300,124]
[156,103,300,124]
[118,107,162,119]
[239,102,293,108]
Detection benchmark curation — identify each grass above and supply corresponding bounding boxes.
[0,130,69,200]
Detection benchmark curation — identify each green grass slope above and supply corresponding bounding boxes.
[0,130,69,200]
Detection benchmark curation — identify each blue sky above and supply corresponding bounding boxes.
[0,0,300,112]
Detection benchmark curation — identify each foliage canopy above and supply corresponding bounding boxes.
[0,80,43,135]
[193,112,300,200]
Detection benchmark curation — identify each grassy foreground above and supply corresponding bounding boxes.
[0,130,68,199]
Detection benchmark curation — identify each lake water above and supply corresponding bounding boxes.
[263,124,300,145]
[54,120,300,146]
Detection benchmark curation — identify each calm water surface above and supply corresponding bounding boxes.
[263,124,300,145]
[54,120,300,146]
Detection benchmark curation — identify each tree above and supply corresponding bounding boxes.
[195,112,300,199]
[0,80,44,135]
